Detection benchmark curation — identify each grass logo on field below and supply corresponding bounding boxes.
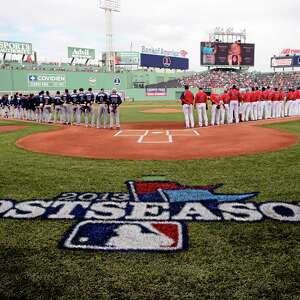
[0,179,300,253]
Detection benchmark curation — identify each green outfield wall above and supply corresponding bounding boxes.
[0,69,194,100]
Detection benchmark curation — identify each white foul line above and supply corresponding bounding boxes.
[114,130,123,137]
[193,130,200,136]
[137,130,149,143]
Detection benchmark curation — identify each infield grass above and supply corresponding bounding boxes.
[0,101,300,299]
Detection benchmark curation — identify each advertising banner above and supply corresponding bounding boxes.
[68,47,96,59]
[146,88,167,96]
[28,74,66,88]
[271,57,293,68]
[0,41,32,55]
[140,54,189,70]
[115,52,139,65]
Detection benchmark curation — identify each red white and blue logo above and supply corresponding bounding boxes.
[0,179,300,252]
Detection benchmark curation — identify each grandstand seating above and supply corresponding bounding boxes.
[148,70,300,90]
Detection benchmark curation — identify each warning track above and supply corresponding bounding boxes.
[16,118,299,161]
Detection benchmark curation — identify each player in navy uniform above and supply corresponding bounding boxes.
[96,88,109,129]
[28,94,36,121]
[108,89,122,129]
[76,88,86,125]
[43,91,53,123]
[62,89,72,125]
[83,88,95,127]
[53,91,64,123]
[70,89,79,125]
[35,91,45,123]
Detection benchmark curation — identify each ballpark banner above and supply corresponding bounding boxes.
[0,179,300,253]
[292,56,300,68]
[146,88,167,96]
[0,41,32,55]
[68,47,96,59]
[140,53,189,70]
[271,57,293,68]
[28,73,66,88]
[115,52,139,65]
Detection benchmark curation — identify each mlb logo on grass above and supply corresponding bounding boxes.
[63,221,186,252]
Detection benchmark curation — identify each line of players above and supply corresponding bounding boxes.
[181,85,300,128]
[0,88,123,129]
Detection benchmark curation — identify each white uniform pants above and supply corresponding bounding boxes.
[296,99,300,115]
[84,105,94,127]
[196,103,208,127]
[242,103,251,122]
[220,104,230,125]
[75,105,82,125]
[63,104,73,124]
[110,105,120,128]
[229,101,239,123]
[251,102,258,121]
[97,104,108,128]
[54,106,64,123]
[211,105,220,126]
[43,105,52,123]
[182,104,194,128]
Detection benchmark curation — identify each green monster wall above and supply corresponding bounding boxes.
[0,69,195,100]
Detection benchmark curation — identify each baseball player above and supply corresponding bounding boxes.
[76,88,85,125]
[109,89,122,129]
[286,89,295,117]
[35,91,45,123]
[261,87,269,120]
[53,91,64,123]
[210,93,221,126]
[62,89,72,125]
[83,88,95,127]
[194,87,208,127]
[228,85,240,124]
[266,87,274,119]
[96,88,109,129]
[180,85,195,129]
[70,89,79,125]
[250,87,258,121]
[43,91,53,123]
[241,88,252,122]
[220,90,230,125]
[296,87,300,116]
[255,87,263,120]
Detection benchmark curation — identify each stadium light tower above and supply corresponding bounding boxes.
[100,0,121,72]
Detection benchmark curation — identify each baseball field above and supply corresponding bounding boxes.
[1,100,300,299]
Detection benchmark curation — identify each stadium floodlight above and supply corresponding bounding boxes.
[100,0,121,72]
[100,0,121,12]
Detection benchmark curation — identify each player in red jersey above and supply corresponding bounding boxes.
[255,87,263,120]
[194,87,208,127]
[295,87,300,116]
[180,85,195,128]
[250,87,258,121]
[242,88,252,122]
[228,85,240,124]
[285,89,295,117]
[220,90,230,125]
[261,87,268,120]
[272,88,281,118]
[210,93,221,126]
[266,87,274,119]
[279,89,286,118]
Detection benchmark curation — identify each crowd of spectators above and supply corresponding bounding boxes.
[0,61,104,73]
[179,71,300,90]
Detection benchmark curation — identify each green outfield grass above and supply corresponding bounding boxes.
[0,101,300,299]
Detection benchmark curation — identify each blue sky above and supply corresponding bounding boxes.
[1,0,299,71]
